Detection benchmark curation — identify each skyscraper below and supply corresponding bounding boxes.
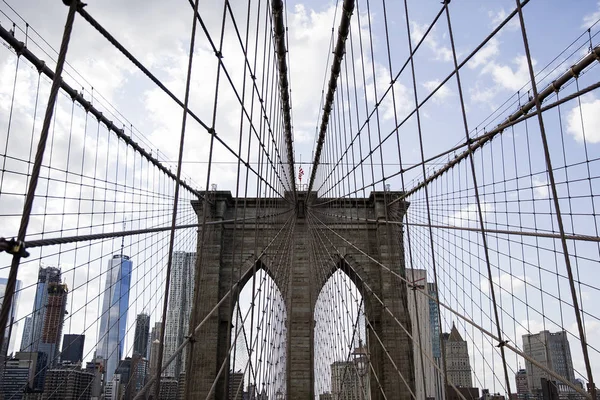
[0,357,33,400]
[522,330,575,396]
[40,282,68,362]
[163,251,196,378]
[133,313,150,357]
[428,282,445,400]
[43,364,94,400]
[20,316,33,352]
[330,360,365,400]
[229,370,244,400]
[442,323,473,388]
[0,277,21,369]
[96,254,133,382]
[406,269,436,399]
[25,267,61,353]
[515,369,530,400]
[60,334,85,364]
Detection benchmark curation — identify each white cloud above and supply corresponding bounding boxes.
[468,38,500,70]
[480,273,527,295]
[446,202,494,228]
[485,55,534,92]
[532,176,549,199]
[422,79,452,102]
[582,2,600,28]
[410,21,453,63]
[488,8,520,31]
[566,98,600,144]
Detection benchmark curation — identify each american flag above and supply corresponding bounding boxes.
[298,166,304,182]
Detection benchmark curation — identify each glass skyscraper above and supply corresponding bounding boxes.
[96,254,133,382]
[163,251,196,378]
[22,267,61,353]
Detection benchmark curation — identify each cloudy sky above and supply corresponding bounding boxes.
[1,0,600,397]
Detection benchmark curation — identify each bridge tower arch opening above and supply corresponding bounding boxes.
[230,267,287,400]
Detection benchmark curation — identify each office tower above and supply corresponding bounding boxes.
[0,357,33,400]
[43,364,94,400]
[406,269,436,399]
[1,277,22,363]
[14,351,47,391]
[428,282,445,400]
[147,321,161,364]
[21,316,33,351]
[515,369,530,400]
[522,330,575,396]
[229,370,244,400]
[148,339,161,396]
[163,251,195,378]
[115,358,132,400]
[96,254,133,382]
[105,373,123,400]
[442,323,473,388]
[25,267,61,353]
[133,313,150,357]
[158,377,178,400]
[39,282,68,367]
[130,353,148,400]
[85,359,104,399]
[60,334,84,364]
[331,360,366,400]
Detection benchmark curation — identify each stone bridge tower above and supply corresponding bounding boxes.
[185,191,414,399]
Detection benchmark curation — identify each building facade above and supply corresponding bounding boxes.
[442,323,473,388]
[428,282,444,400]
[60,334,84,364]
[0,358,33,400]
[38,282,68,368]
[21,317,33,352]
[406,269,436,400]
[133,313,150,358]
[229,370,244,400]
[330,361,366,400]
[96,254,133,382]
[24,268,61,353]
[163,251,196,378]
[522,330,575,396]
[42,365,94,400]
[515,369,530,400]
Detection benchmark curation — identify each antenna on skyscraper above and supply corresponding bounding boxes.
[121,218,126,257]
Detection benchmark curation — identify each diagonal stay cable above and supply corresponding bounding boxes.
[0,22,204,201]
[272,0,297,199]
[308,209,594,400]
[74,5,289,200]
[306,0,354,195]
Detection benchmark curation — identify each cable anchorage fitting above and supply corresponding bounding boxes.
[0,238,30,258]
[496,339,509,348]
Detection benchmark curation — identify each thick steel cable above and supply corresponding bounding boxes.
[152,0,201,396]
[390,44,600,205]
[271,0,297,199]
[513,1,598,397]
[309,208,593,400]
[75,7,288,200]
[205,218,293,399]
[135,214,294,399]
[306,0,354,195]
[0,0,79,355]
[444,2,515,394]
[0,22,204,201]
